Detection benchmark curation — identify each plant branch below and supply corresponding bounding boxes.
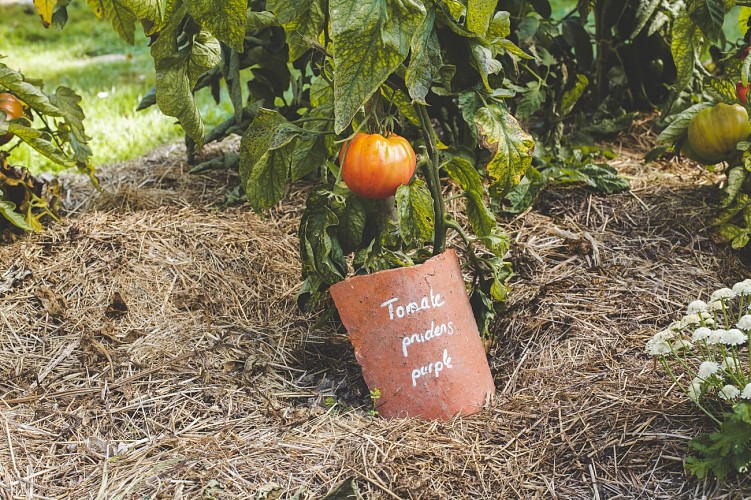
[415,103,446,255]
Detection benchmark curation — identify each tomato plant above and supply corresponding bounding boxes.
[339,133,416,200]
[0,60,92,236]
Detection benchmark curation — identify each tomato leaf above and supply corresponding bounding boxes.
[686,0,725,43]
[443,156,496,237]
[33,0,58,27]
[488,10,511,39]
[87,0,138,44]
[184,0,246,52]
[7,123,76,168]
[268,0,326,62]
[329,0,426,133]
[655,102,712,146]
[469,41,503,91]
[0,63,62,116]
[300,189,348,285]
[504,165,548,214]
[239,109,312,211]
[380,84,420,125]
[740,6,751,34]
[122,0,164,35]
[406,8,442,105]
[467,0,498,36]
[515,81,545,120]
[48,86,92,167]
[559,74,589,118]
[396,179,434,246]
[334,194,368,254]
[671,12,703,95]
[631,0,661,39]
[474,104,535,197]
[0,199,34,231]
[441,0,465,21]
[151,6,220,144]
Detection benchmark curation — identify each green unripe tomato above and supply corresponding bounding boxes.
[680,139,715,165]
[687,103,751,164]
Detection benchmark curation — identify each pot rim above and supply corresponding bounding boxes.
[330,248,459,292]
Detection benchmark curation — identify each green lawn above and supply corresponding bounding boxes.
[0,1,231,173]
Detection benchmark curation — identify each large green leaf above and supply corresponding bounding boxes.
[559,74,589,117]
[467,0,498,36]
[239,109,311,211]
[333,194,367,255]
[671,12,702,95]
[185,0,246,52]
[686,0,725,42]
[300,189,347,284]
[268,0,326,62]
[655,102,711,146]
[87,0,138,44]
[0,199,33,231]
[151,7,220,144]
[406,8,441,104]
[474,104,535,196]
[123,0,164,35]
[187,31,221,86]
[0,63,61,116]
[7,122,76,168]
[329,0,426,133]
[395,179,434,245]
[443,156,495,237]
[48,86,92,166]
[469,41,503,91]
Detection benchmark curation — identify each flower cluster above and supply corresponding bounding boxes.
[646,279,751,407]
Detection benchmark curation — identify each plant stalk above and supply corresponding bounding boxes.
[415,103,446,256]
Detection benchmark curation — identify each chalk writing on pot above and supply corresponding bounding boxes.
[401,320,454,357]
[411,349,454,387]
[380,288,445,320]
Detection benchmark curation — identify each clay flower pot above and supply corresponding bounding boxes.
[330,249,495,420]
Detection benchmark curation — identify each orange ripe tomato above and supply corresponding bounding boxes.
[339,132,417,200]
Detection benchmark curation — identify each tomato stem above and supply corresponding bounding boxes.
[415,103,446,256]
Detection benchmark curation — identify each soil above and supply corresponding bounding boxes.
[1,129,751,498]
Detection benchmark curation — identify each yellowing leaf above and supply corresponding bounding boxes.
[34,0,58,27]
[740,6,751,34]
[330,0,426,133]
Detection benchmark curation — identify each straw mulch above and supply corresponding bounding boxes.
[2,131,751,499]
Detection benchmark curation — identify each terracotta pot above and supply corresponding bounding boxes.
[330,249,495,420]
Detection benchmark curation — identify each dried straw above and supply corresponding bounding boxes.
[1,130,750,498]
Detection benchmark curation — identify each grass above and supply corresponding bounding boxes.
[0,1,232,173]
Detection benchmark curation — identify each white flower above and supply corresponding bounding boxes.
[700,312,716,326]
[738,315,751,330]
[707,329,726,344]
[646,339,672,356]
[687,300,708,314]
[688,379,703,402]
[710,287,736,302]
[723,328,747,346]
[692,327,713,342]
[721,356,741,371]
[671,339,693,351]
[708,300,726,312]
[698,361,719,379]
[733,279,751,296]
[679,314,702,329]
[742,383,751,399]
[719,384,741,401]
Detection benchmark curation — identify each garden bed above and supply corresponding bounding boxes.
[1,130,750,498]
